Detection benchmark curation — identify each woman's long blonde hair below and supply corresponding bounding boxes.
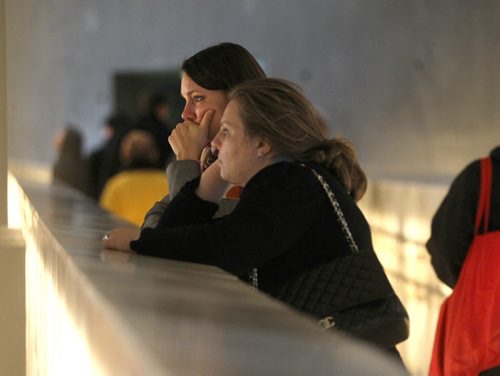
[229,78,367,201]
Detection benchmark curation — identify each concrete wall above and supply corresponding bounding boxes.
[6,0,500,179]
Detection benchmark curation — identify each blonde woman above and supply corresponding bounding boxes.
[104,79,408,364]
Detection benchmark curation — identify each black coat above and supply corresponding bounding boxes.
[131,161,374,294]
[426,146,500,288]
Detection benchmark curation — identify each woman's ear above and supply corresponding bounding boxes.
[255,138,272,158]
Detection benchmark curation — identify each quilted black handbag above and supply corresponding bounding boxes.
[257,164,410,349]
[273,249,409,349]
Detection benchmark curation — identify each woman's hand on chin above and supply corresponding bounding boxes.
[102,227,141,252]
[169,110,214,161]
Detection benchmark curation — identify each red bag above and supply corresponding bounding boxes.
[430,158,500,375]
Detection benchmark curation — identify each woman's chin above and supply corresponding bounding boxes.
[219,171,229,182]
[219,171,236,185]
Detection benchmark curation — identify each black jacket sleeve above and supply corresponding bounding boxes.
[130,163,328,277]
[130,171,290,276]
[131,195,280,275]
[426,161,480,288]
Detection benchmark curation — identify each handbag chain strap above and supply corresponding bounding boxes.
[248,163,359,290]
[304,164,361,330]
[305,165,359,254]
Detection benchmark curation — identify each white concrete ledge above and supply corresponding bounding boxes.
[8,168,405,375]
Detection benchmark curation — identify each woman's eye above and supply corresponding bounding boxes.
[193,95,204,103]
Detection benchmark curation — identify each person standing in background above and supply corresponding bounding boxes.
[52,126,91,195]
[99,129,168,226]
[135,93,174,169]
[88,114,131,200]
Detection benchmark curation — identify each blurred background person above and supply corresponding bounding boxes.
[135,93,174,169]
[88,113,131,201]
[99,129,169,226]
[52,125,91,195]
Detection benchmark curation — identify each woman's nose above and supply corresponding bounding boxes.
[181,103,195,121]
[211,132,221,150]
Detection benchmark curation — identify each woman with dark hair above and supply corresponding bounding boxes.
[103,79,408,361]
[140,42,267,228]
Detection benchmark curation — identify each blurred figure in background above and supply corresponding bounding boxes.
[99,129,169,226]
[135,93,174,169]
[52,126,91,195]
[88,113,131,200]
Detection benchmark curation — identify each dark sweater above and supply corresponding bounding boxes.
[426,146,500,288]
[131,161,373,293]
